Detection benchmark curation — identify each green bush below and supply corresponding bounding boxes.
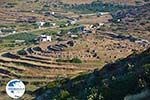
[43,22,52,27]
[56,59,69,63]
[46,81,58,89]
[64,1,132,14]
[33,47,42,52]
[143,64,150,70]
[17,49,27,55]
[32,23,39,28]
[59,90,70,99]
[4,32,36,44]
[70,57,82,63]
[56,58,82,63]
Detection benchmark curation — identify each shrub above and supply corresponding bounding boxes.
[2,52,20,59]
[59,90,70,99]
[4,32,36,44]
[143,64,150,70]
[56,58,82,63]
[43,22,52,27]
[56,59,69,63]
[33,47,42,52]
[46,81,58,89]
[17,49,27,55]
[70,57,82,63]
[64,1,132,14]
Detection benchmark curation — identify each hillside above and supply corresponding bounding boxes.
[62,0,145,5]
[0,0,146,5]
[34,48,150,100]
[110,3,150,40]
[0,0,149,99]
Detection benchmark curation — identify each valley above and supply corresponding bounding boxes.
[0,0,149,100]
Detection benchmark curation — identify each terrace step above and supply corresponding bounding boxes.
[0,73,10,78]
[1,52,20,59]
[0,64,25,72]
[25,55,52,60]
[0,68,18,77]
[26,47,34,54]
[0,57,89,71]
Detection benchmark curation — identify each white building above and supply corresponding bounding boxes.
[51,12,55,15]
[13,31,16,34]
[52,23,56,26]
[99,12,109,15]
[71,34,78,38]
[15,40,25,43]
[36,21,45,28]
[69,19,77,25]
[40,35,52,42]
[99,23,104,26]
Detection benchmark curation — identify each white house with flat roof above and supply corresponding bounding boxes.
[39,35,52,42]
[36,21,45,28]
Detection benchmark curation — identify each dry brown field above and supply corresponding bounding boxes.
[79,15,112,24]
[62,0,95,4]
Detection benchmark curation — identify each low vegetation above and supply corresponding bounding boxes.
[64,1,133,13]
[0,0,149,100]
[56,57,82,63]
[34,48,150,100]
[3,32,36,44]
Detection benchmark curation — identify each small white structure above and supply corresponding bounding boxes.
[13,31,16,34]
[40,35,52,42]
[90,25,94,29]
[71,35,78,38]
[52,23,56,26]
[117,19,121,22]
[99,12,109,15]
[69,19,77,25]
[65,23,69,26]
[51,12,55,15]
[36,21,45,28]
[57,31,61,34]
[99,23,104,26]
[67,31,72,34]
[15,40,25,43]
[135,39,150,45]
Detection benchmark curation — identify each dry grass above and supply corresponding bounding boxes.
[79,15,112,24]
[62,0,95,4]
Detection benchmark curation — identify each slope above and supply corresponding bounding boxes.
[34,48,150,100]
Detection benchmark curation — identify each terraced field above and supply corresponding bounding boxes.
[0,40,96,96]
[0,30,149,100]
